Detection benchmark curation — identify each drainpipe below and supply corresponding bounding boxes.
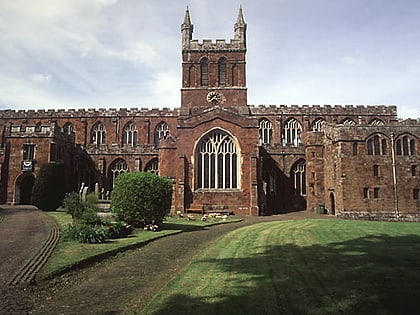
[390,133,399,217]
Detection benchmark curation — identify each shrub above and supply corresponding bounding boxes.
[63,192,84,219]
[31,162,66,211]
[78,208,102,226]
[63,224,107,244]
[105,221,134,239]
[111,172,173,227]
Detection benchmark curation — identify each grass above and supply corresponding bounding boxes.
[43,211,241,277]
[141,219,420,315]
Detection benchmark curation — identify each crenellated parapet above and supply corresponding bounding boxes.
[0,107,179,119]
[249,104,398,117]
[187,39,246,51]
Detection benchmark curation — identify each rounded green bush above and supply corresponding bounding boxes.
[31,162,66,211]
[110,172,173,227]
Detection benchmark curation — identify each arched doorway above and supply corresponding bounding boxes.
[329,192,336,215]
[18,174,35,205]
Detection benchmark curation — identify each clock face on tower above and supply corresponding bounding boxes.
[206,91,222,105]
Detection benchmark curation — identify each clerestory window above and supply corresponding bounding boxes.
[92,122,106,145]
[283,118,302,147]
[259,118,273,145]
[123,122,138,146]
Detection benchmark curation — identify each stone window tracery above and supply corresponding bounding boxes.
[123,122,138,146]
[259,118,272,145]
[92,122,106,145]
[311,118,326,132]
[341,118,356,125]
[292,159,306,196]
[110,158,129,188]
[282,118,302,147]
[145,158,159,174]
[196,129,239,189]
[370,118,385,126]
[155,122,170,145]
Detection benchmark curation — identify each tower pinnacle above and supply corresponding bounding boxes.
[181,6,193,49]
[234,5,247,46]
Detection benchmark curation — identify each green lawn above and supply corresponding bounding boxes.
[43,211,241,277]
[141,219,420,315]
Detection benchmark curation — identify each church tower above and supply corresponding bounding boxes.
[180,7,248,114]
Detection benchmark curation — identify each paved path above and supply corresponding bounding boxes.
[0,205,59,315]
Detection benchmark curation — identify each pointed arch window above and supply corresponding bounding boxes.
[396,135,416,156]
[110,158,129,188]
[259,118,273,145]
[63,122,74,135]
[196,129,239,189]
[200,57,209,87]
[92,122,106,145]
[283,118,302,147]
[218,57,227,87]
[341,118,356,125]
[123,122,138,146]
[311,118,326,132]
[155,122,170,145]
[292,159,306,196]
[370,118,385,126]
[367,134,387,156]
[145,158,159,174]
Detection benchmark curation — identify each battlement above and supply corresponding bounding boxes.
[0,107,180,119]
[186,38,245,51]
[249,104,398,117]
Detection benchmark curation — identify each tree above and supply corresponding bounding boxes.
[111,172,173,227]
[31,162,66,211]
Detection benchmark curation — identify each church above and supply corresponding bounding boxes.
[0,7,419,216]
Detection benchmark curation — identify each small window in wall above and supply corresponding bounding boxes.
[218,57,227,87]
[200,58,209,87]
[363,188,369,199]
[353,142,358,156]
[373,165,380,177]
[374,187,380,199]
[412,165,417,177]
[414,189,420,200]
[23,144,35,160]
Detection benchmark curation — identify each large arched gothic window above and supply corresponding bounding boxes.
[155,122,170,145]
[196,129,239,189]
[218,57,227,86]
[292,159,306,196]
[259,118,273,145]
[92,122,106,145]
[123,122,138,146]
[283,118,302,147]
[110,158,129,188]
[200,57,209,87]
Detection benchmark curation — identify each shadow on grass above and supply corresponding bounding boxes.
[150,234,420,315]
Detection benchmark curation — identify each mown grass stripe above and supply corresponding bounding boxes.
[141,219,420,315]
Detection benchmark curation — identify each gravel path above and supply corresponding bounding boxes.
[33,211,323,315]
[0,205,55,315]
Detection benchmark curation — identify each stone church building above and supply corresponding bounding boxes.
[0,8,419,216]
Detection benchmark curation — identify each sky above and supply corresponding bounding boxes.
[1,0,419,118]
